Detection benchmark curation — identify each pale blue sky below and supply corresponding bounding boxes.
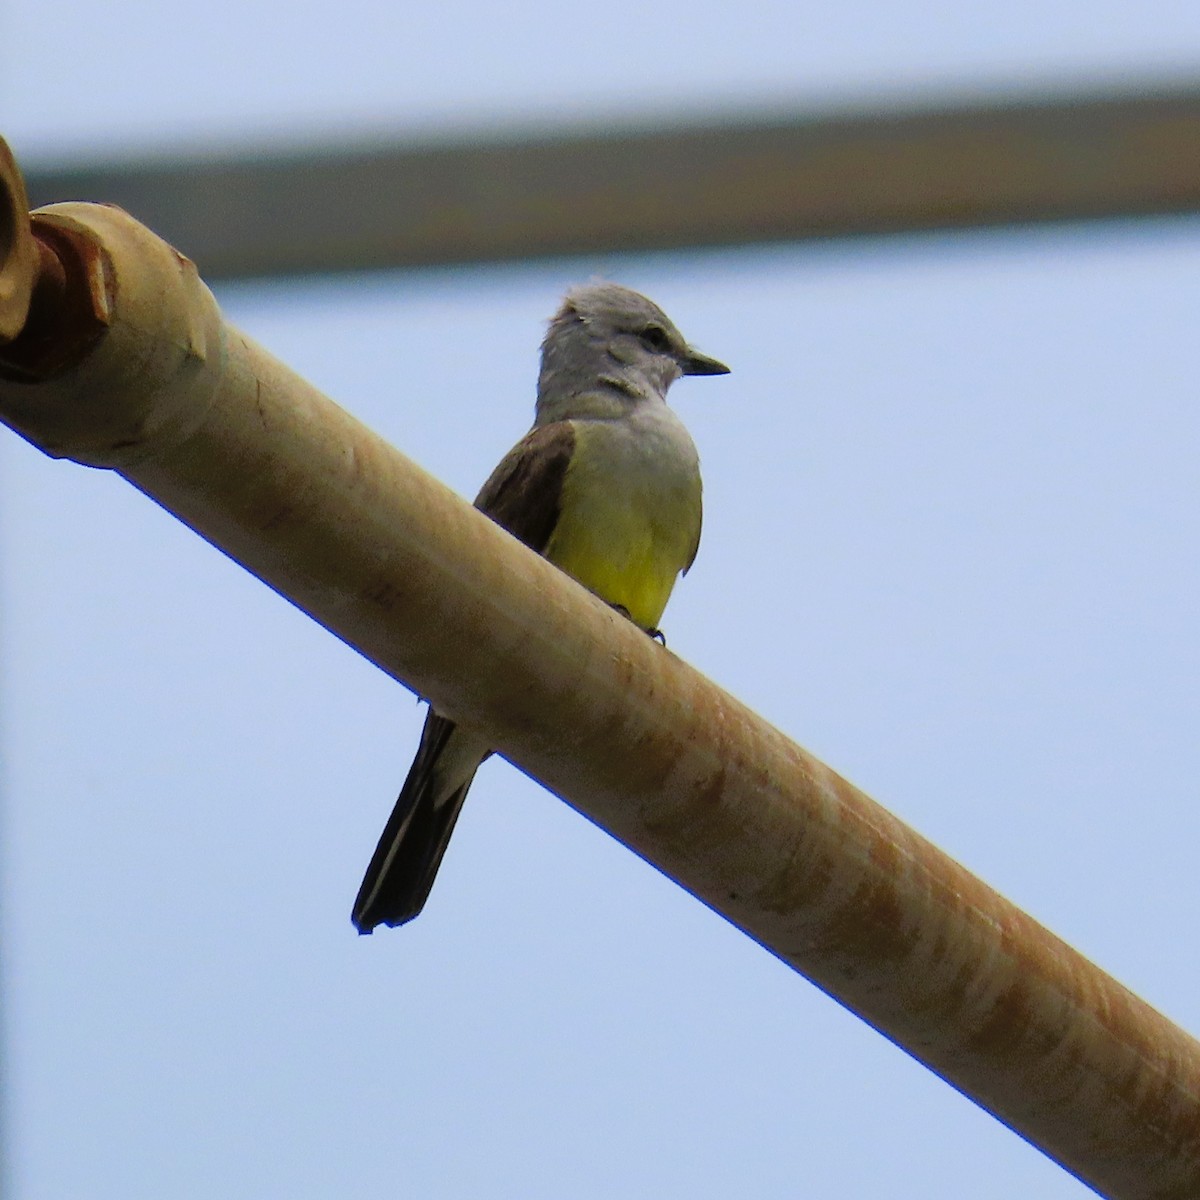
[4,2,1200,1197]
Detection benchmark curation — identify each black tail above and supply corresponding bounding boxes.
[352,713,477,933]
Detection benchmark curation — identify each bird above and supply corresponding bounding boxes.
[351,282,729,933]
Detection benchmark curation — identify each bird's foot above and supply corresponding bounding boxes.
[608,602,666,646]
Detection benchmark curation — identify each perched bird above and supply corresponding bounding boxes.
[352,282,729,933]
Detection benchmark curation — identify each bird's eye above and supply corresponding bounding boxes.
[638,324,672,354]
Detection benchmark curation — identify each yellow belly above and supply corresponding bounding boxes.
[546,524,677,631]
[543,420,700,631]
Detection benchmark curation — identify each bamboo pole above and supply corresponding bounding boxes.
[2,167,1199,1200]
[0,138,36,340]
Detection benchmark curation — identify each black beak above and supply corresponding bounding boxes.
[679,347,731,376]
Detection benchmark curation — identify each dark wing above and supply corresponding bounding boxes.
[351,422,576,933]
[683,492,703,575]
[474,421,576,554]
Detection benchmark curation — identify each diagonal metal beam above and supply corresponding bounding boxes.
[20,82,1200,281]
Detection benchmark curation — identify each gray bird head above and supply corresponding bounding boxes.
[535,282,729,424]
